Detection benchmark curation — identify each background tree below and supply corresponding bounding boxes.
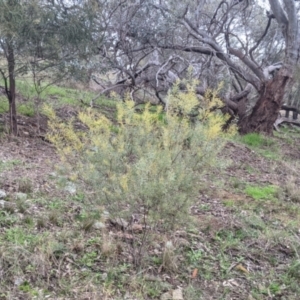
[0,0,98,135]
[91,0,300,134]
[155,0,300,134]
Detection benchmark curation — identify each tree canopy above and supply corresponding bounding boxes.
[0,0,99,134]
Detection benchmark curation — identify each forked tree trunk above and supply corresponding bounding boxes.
[238,69,290,135]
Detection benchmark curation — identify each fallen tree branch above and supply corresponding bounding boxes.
[263,62,283,80]
[274,116,300,131]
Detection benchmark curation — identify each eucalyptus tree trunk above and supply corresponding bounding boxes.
[95,0,300,135]
[239,0,299,134]
[239,69,290,134]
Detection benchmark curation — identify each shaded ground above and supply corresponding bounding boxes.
[0,116,300,299]
[0,136,56,193]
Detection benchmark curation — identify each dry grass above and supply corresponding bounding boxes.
[284,176,300,203]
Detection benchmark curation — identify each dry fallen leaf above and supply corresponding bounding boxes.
[235,264,249,274]
[192,268,198,279]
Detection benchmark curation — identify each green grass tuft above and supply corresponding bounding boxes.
[0,96,9,114]
[240,133,274,147]
[18,103,35,117]
[245,185,277,200]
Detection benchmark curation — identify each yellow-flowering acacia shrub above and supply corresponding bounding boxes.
[44,79,236,232]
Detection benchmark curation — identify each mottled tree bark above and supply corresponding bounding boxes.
[239,69,290,135]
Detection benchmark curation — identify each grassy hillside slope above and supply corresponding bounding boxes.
[0,84,300,299]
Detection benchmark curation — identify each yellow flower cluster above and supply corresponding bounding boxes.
[44,77,236,231]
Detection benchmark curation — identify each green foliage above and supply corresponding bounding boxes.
[46,85,73,98]
[45,79,235,235]
[4,228,36,246]
[245,185,277,200]
[17,80,39,100]
[0,0,102,133]
[19,281,39,296]
[0,96,8,113]
[288,260,300,279]
[1,77,103,119]
[239,133,279,160]
[0,80,35,116]
[187,249,203,265]
[43,85,95,107]
[240,133,274,147]
[0,93,34,116]
[80,251,98,267]
[17,102,35,117]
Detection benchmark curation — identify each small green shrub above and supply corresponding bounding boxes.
[245,185,277,200]
[4,228,36,246]
[45,77,236,264]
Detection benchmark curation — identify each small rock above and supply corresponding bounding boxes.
[124,292,137,300]
[0,190,7,199]
[152,242,162,250]
[153,248,161,255]
[64,182,77,194]
[175,230,188,238]
[130,223,144,232]
[160,291,172,300]
[101,211,110,221]
[14,276,24,286]
[103,210,109,216]
[165,241,174,249]
[17,213,24,220]
[110,217,129,229]
[93,221,106,230]
[175,238,190,248]
[0,200,16,210]
[258,284,265,291]
[0,200,7,208]
[15,192,27,201]
[114,232,134,240]
[172,289,184,300]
